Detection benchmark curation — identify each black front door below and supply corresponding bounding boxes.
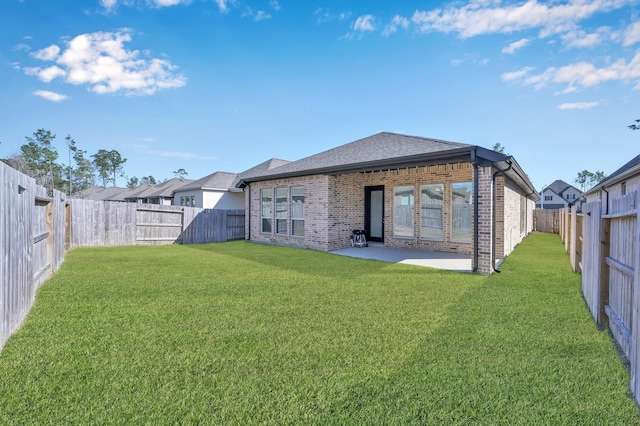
[365,186,384,243]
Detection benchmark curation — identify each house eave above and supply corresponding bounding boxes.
[238,147,477,187]
[586,163,640,195]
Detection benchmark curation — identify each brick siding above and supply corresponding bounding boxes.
[244,162,527,275]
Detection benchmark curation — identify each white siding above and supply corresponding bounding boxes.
[174,190,245,209]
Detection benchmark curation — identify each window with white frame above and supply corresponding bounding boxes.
[452,182,472,243]
[544,195,553,201]
[394,186,414,237]
[261,189,273,233]
[420,184,444,240]
[291,187,305,237]
[180,195,196,207]
[275,187,288,235]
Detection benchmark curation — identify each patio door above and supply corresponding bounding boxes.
[365,186,384,243]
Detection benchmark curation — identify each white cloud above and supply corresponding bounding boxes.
[24,30,186,96]
[561,27,610,48]
[33,90,69,102]
[37,65,67,82]
[383,15,410,37]
[558,101,599,109]
[153,0,189,6]
[100,0,117,12]
[214,0,234,13]
[31,44,60,61]
[269,0,281,11]
[504,50,640,91]
[255,10,272,21]
[501,66,536,81]
[354,15,376,32]
[624,21,640,46]
[12,43,30,52]
[315,8,351,24]
[502,38,530,54]
[410,0,634,39]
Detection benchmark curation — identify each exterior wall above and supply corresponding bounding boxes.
[537,188,568,209]
[501,177,530,258]
[331,163,475,254]
[244,162,532,275]
[203,191,244,209]
[587,174,640,214]
[246,163,476,255]
[245,175,331,251]
[174,190,244,209]
[562,186,581,205]
[173,191,203,207]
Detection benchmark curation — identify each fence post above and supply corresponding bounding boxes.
[569,205,577,270]
[629,187,640,400]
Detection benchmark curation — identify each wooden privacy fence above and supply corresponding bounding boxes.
[1,162,66,351]
[560,186,640,405]
[1,162,245,353]
[533,209,559,233]
[67,199,244,248]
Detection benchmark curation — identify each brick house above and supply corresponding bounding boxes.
[237,132,539,274]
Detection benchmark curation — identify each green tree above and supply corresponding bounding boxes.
[66,135,95,195]
[173,168,188,179]
[575,170,607,191]
[92,149,127,187]
[492,143,506,154]
[127,176,139,188]
[140,176,157,185]
[20,129,62,193]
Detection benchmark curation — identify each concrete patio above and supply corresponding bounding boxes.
[330,244,473,272]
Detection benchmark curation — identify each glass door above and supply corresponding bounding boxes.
[365,186,384,243]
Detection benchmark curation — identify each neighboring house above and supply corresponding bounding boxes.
[172,171,244,209]
[536,180,584,210]
[237,132,539,275]
[125,178,194,205]
[585,153,640,213]
[77,186,131,201]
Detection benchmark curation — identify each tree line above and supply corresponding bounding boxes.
[1,129,186,196]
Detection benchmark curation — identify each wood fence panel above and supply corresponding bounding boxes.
[226,209,245,241]
[136,205,184,244]
[181,208,245,244]
[631,184,640,397]
[605,191,638,362]
[534,209,559,233]
[0,163,64,351]
[581,200,604,324]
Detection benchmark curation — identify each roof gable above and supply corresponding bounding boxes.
[546,179,581,196]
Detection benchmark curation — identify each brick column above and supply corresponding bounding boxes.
[476,166,493,275]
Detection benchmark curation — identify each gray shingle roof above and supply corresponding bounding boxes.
[601,154,640,185]
[545,180,579,196]
[147,178,194,197]
[239,158,291,179]
[173,171,239,193]
[240,132,473,182]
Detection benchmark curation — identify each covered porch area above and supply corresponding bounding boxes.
[330,243,474,272]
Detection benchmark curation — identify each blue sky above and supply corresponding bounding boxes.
[1,0,639,190]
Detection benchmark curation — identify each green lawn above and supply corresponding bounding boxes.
[0,233,638,424]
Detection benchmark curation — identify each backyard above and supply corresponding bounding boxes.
[0,232,638,424]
